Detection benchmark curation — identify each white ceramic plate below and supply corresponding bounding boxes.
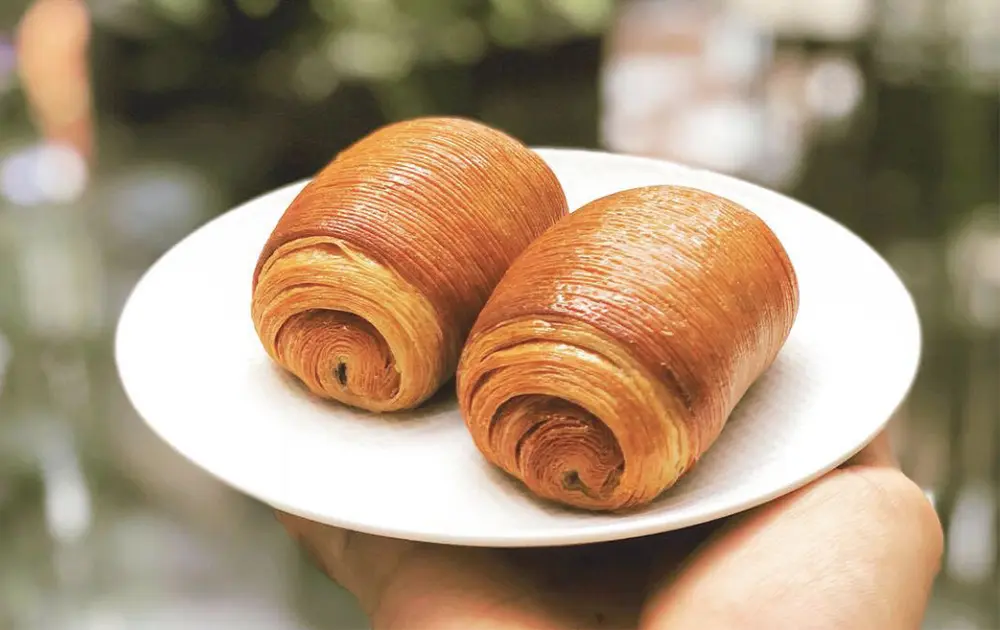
[115,149,921,547]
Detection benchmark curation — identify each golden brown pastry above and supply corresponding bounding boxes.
[252,117,568,412]
[457,185,799,511]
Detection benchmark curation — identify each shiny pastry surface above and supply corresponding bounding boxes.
[457,185,799,511]
[252,117,568,412]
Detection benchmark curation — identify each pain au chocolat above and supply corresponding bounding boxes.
[457,185,799,511]
[252,117,568,412]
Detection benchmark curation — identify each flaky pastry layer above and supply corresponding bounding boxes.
[458,185,799,511]
[251,117,568,412]
[253,237,444,411]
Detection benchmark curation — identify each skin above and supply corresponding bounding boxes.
[17,0,94,160]
[278,430,943,630]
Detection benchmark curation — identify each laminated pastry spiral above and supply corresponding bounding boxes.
[252,117,568,412]
[457,185,799,511]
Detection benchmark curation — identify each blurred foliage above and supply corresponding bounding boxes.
[64,0,610,198]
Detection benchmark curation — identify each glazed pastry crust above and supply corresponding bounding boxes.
[457,185,799,510]
[252,117,568,412]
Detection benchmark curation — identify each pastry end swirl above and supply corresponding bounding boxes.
[252,238,446,412]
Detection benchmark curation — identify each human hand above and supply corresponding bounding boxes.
[277,430,942,630]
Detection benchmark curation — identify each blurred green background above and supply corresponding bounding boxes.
[0,0,997,628]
